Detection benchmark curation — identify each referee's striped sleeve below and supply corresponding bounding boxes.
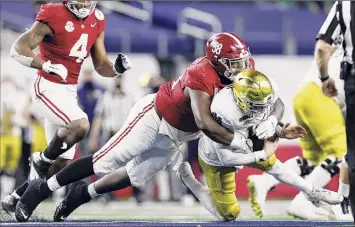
[316,1,341,44]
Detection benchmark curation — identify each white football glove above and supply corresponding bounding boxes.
[255,115,278,139]
[229,132,253,153]
[42,60,68,82]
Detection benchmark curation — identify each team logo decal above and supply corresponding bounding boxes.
[95,9,104,20]
[65,21,75,32]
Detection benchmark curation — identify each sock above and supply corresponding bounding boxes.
[87,183,99,199]
[55,155,94,186]
[14,181,29,197]
[267,160,313,194]
[47,176,62,192]
[43,132,73,160]
[179,169,222,220]
[338,180,350,198]
[259,156,304,191]
[305,166,332,188]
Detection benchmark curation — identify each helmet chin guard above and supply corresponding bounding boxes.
[64,0,97,19]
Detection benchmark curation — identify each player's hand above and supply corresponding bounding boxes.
[281,123,307,139]
[255,115,278,139]
[264,137,279,158]
[42,60,68,82]
[229,133,253,153]
[321,77,338,97]
[114,53,132,74]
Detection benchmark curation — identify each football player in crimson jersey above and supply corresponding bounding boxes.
[1,0,131,217]
[15,33,302,222]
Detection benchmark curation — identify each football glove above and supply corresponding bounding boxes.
[230,132,253,153]
[255,115,278,139]
[42,60,68,82]
[114,53,132,74]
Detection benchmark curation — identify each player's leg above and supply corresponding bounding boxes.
[198,156,240,221]
[332,156,353,220]
[53,136,182,221]
[177,161,222,220]
[15,94,161,222]
[29,77,89,178]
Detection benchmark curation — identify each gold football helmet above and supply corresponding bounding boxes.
[233,69,275,114]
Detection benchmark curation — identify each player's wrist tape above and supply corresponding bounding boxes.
[319,75,329,82]
[254,150,268,162]
[275,123,284,138]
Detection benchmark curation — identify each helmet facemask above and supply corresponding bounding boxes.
[219,55,251,80]
[65,0,97,19]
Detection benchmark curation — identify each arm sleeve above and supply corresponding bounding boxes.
[316,2,341,44]
[216,148,257,167]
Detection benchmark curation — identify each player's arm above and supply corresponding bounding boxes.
[10,21,52,69]
[187,88,245,149]
[217,137,279,167]
[91,32,131,77]
[315,2,340,80]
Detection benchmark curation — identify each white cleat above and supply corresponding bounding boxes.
[247,175,268,218]
[332,197,353,221]
[288,193,331,220]
[305,186,343,205]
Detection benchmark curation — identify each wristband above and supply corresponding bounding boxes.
[275,124,284,138]
[319,75,329,82]
[254,150,268,162]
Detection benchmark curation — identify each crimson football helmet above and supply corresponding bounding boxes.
[64,0,97,19]
[205,32,251,80]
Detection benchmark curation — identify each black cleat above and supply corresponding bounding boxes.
[341,197,351,214]
[29,152,52,180]
[15,179,51,222]
[54,180,91,222]
[1,193,19,216]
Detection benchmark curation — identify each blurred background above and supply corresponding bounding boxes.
[0,0,339,208]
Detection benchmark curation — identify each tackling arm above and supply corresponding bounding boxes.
[10,21,52,69]
[91,32,117,77]
[188,88,246,149]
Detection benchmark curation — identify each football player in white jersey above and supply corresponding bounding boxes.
[247,38,351,220]
[177,69,343,221]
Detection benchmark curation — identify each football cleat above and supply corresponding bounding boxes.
[1,193,19,217]
[15,179,51,222]
[29,152,52,180]
[288,193,330,220]
[304,186,343,205]
[247,175,268,218]
[54,180,91,222]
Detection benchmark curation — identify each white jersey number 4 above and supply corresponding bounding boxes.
[69,33,88,63]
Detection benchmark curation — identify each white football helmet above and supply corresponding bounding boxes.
[64,0,97,19]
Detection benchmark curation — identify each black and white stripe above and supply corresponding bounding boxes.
[317,1,354,64]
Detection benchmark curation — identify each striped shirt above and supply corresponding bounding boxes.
[94,91,135,133]
[316,1,354,64]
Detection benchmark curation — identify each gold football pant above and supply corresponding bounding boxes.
[293,82,346,165]
[198,154,277,221]
[0,134,21,173]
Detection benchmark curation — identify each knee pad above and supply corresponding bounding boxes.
[220,203,241,222]
[295,156,315,177]
[257,154,277,172]
[320,156,342,177]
